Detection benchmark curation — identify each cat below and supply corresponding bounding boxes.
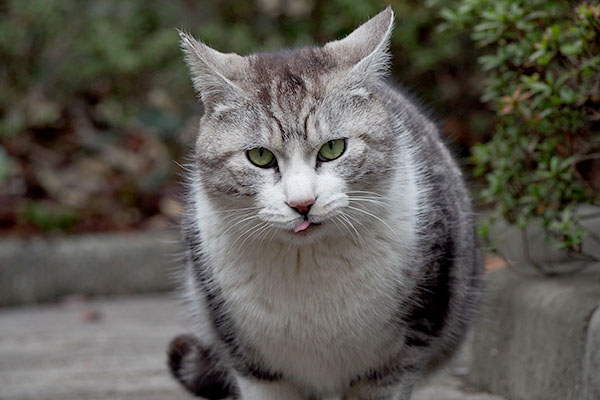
[168,6,483,400]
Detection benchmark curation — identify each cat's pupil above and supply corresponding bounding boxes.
[259,148,264,157]
[328,141,334,150]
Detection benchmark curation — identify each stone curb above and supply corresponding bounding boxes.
[468,264,600,400]
[0,231,182,307]
[490,206,600,271]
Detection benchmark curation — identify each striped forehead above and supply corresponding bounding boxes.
[252,101,321,162]
[247,47,334,144]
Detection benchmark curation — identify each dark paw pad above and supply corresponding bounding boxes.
[168,334,233,399]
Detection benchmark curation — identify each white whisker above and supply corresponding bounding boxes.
[337,214,363,247]
[172,159,194,173]
[239,222,271,250]
[347,205,399,239]
[221,214,260,236]
[330,216,345,238]
[348,197,390,208]
[230,221,268,254]
[346,190,388,198]
[213,206,262,215]
[256,223,274,247]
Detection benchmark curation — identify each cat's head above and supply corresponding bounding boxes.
[181,7,403,244]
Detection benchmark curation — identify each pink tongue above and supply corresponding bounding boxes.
[293,219,311,233]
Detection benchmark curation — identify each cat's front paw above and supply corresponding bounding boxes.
[168,334,235,399]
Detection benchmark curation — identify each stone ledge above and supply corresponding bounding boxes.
[0,231,182,307]
[468,264,600,400]
[582,306,600,400]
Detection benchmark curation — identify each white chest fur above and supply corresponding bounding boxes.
[200,224,413,395]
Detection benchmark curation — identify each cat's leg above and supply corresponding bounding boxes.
[168,334,235,399]
[236,375,305,400]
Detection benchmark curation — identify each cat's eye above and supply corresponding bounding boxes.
[247,147,276,168]
[318,139,346,162]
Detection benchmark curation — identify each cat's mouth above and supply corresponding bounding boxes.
[292,218,321,233]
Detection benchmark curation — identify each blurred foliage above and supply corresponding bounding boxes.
[0,0,486,234]
[440,0,600,260]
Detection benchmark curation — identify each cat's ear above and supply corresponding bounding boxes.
[178,30,247,106]
[324,6,394,86]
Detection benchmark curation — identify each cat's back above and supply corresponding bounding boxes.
[377,81,483,367]
[379,81,475,227]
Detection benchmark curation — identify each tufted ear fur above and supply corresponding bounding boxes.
[178,31,248,108]
[324,6,394,87]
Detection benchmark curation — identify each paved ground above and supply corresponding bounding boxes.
[0,295,506,400]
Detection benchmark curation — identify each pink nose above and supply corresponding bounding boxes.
[287,198,315,215]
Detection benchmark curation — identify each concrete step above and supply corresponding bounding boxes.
[0,232,181,307]
[468,265,600,400]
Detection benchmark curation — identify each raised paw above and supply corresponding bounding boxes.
[168,334,235,399]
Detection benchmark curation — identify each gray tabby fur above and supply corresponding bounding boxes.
[169,6,483,400]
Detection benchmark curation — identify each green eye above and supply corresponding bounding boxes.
[318,139,346,162]
[247,147,276,168]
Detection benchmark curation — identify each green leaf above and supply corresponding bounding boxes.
[560,40,583,56]
[529,48,546,62]
[527,80,552,96]
[550,156,560,173]
[0,146,9,183]
[440,8,458,23]
[479,54,503,70]
[474,21,503,31]
[559,87,576,104]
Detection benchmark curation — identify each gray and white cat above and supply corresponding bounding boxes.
[168,7,483,400]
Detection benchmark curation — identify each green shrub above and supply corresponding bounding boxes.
[0,0,481,137]
[20,201,79,232]
[441,0,600,261]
